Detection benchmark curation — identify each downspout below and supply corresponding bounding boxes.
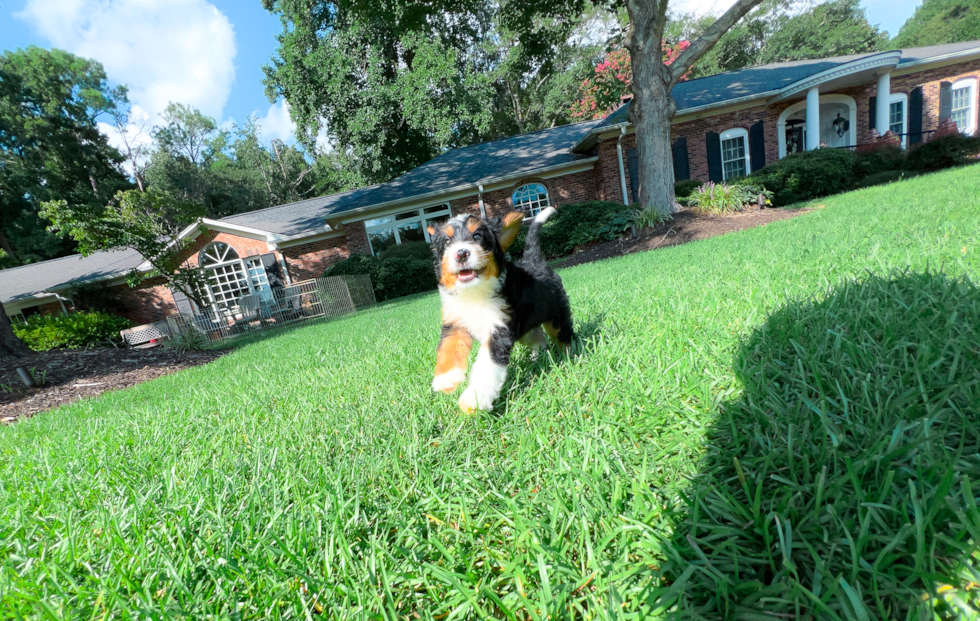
[616,126,630,206]
[477,184,487,218]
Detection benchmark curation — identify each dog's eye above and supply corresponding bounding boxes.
[472,233,482,241]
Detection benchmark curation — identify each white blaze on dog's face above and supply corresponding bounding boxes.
[427,215,502,290]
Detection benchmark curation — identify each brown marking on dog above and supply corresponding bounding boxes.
[498,211,524,250]
[443,224,455,237]
[434,326,473,391]
[440,254,458,288]
[426,224,436,237]
[544,321,571,351]
[466,217,479,233]
[481,254,499,279]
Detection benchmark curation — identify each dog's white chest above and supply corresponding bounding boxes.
[440,278,508,343]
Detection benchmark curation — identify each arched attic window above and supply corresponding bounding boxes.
[512,183,550,218]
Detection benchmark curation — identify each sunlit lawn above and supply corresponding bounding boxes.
[2,165,979,619]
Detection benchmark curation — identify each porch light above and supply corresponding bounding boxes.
[832,113,849,138]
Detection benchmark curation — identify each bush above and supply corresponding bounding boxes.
[324,254,436,302]
[746,147,858,206]
[686,182,755,213]
[629,206,672,231]
[507,226,527,258]
[853,144,906,178]
[13,311,131,351]
[904,133,980,172]
[538,201,632,257]
[673,179,703,199]
[378,240,432,262]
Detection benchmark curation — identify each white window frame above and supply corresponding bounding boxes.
[512,183,550,218]
[951,78,978,136]
[719,128,751,181]
[364,203,452,255]
[888,92,909,147]
[198,242,268,315]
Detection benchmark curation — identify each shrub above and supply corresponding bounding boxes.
[378,240,432,262]
[904,133,980,172]
[673,179,703,199]
[629,206,672,231]
[507,226,528,258]
[324,254,436,302]
[687,182,752,214]
[13,311,131,351]
[538,201,632,257]
[746,147,858,206]
[853,144,906,178]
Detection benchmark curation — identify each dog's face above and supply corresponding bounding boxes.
[427,212,523,291]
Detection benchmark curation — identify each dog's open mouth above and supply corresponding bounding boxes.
[457,268,478,283]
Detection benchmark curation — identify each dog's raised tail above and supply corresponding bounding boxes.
[521,207,557,266]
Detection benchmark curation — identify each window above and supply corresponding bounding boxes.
[719,128,750,180]
[512,183,550,218]
[199,242,253,313]
[951,78,977,135]
[888,93,908,146]
[364,204,452,255]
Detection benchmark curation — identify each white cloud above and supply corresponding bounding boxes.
[97,104,154,175]
[669,0,736,17]
[255,100,296,143]
[17,0,237,121]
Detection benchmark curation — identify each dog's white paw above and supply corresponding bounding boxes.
[458,386,496,413]
[432,369,466,394]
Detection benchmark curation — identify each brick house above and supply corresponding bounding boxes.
[2,41,978,325]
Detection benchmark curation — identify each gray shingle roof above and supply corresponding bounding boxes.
[598,40,980,128]
[0,249,143,305]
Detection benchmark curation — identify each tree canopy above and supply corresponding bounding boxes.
[889,0,980,48]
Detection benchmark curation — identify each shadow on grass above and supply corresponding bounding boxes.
[649,270,980,620]
[497,313,607,411]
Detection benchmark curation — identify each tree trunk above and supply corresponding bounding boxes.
[625,0,678,214]
[0,300,31,361]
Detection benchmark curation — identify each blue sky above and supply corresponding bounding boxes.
[1,0,922,148]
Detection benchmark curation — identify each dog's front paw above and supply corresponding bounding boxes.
[432,369,466,394]
[458,386,496,413]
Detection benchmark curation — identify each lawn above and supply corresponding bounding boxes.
[2,165,980,619]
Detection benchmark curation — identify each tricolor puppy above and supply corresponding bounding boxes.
[427,207,574,413]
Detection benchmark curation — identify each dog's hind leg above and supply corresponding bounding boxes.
[519,327,548,360]
[544,310,574,353]
[458,327,513,413]
[432,324,473,394]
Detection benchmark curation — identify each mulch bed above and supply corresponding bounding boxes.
[1,347,224,423]
[556,206,814,269]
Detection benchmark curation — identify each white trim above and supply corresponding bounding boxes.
[330,157,598,225]
[273,230,345,249]
[364,203,452,255]
[770,52,902,103]
[719,128,751,180]
[891,47,980,76]
[888,92,909,146]
[777,94,858,159]
[951,77,978,135]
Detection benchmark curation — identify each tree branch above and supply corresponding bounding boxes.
[669,0,766,83]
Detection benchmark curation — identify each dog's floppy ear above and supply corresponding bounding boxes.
[426,224,437,238]
[497,212,524,251]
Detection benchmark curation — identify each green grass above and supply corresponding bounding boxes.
[2,166,980,619]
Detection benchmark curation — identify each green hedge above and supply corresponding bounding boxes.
[324,254,437,302]
[538,201,632,258]
[13,311,131,351]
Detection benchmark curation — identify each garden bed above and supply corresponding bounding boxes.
[556,204,814,268]
[0,347,223,422]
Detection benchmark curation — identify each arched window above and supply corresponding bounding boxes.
[512,183,550,218]
[719,128,750,180]
[198,242,250,312]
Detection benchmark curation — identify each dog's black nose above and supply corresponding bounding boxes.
[455,248,470,263]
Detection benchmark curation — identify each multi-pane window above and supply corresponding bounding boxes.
[720,128,750,180]
[199,242,264,314]
[951,79,977,135]
[246,257,270,292]
[512,183,550,218]
[365,204,452,255]
[205,261,250,310]
[889,101,904,135]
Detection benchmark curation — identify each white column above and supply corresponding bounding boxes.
[876,71,891,136]
[806,86,821,151]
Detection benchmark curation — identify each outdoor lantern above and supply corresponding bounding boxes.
[832,113,849,138]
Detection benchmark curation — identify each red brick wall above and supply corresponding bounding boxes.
[447,170,600,220]
[280,236,350,280]
[106,277,179,325]
[344,221,371,256]
[182,231,272,268]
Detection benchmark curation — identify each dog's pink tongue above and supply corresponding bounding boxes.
[458,269,476,282]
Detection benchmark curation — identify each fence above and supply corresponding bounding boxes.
[165,275,375,345]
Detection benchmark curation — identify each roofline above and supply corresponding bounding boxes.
[326,157,599,225]
[768,51,902,103]
[892,45,980,75]
[135,218,281,271]
[272,229,346,248]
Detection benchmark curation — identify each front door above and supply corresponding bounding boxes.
[786,126,805,154]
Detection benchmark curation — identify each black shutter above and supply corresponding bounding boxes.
[671,138,690,181]
[909,86,923,144]
[626,148,639,204]
[939,81,953,122]
[869,95,877,130]
[706,132,723,182]
[260,252,284,288]
[171,289,195,316]
[748,121,766,171]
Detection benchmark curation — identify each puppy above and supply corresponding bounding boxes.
[426,207,574,413]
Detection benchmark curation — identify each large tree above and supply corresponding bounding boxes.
[889,0,980,48]
[0,46,131,265]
